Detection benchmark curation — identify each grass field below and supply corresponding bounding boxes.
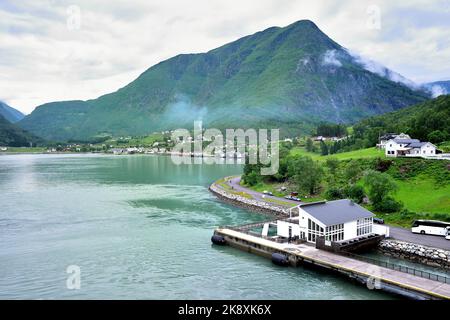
[0,147,46,153]
[393,176,450,214]
[289,147,384,161]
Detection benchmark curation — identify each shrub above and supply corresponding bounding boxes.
[243,171,260,186]
[345,185,365,203]
[374,158,393,172]
[325,186,345,200]
[375,197,403,213]
[325,158,339,175]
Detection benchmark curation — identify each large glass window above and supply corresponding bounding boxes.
[357,217,373,236]
[307,219,324,243]
[325,224,344,242]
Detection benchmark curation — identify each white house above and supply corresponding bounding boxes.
[385,138,437,158]
[276,199,388,244]
[377,133,411,149]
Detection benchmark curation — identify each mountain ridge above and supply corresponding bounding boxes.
[0,101,25,123]
[19,19,429,141]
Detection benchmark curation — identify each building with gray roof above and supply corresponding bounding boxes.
[276,199,386,244]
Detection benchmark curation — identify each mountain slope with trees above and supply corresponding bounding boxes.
[0,114,42,147]
[0,101,24,123]
[323,95,450,154]
[19,20,428,141]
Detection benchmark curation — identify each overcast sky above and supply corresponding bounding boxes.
[1,0,450,114]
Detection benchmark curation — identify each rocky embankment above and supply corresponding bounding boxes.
[209,181,288,217]
[379,239,450,269]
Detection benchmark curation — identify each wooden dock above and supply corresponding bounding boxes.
[215,228,450,300]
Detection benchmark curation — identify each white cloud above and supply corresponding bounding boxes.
[321,50,342,67]
[346,49,420,89]
[429,85,447,97]
[0,0,449,114]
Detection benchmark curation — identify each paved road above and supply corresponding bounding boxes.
[226,176,302,207]
[389,226,450,250]
[223,176,450,251]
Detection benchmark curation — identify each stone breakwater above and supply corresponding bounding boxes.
[379,239,450,269]
[209,182,288,217]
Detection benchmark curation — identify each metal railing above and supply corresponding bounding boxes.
[341,251,450,284]
[221,220,277,231]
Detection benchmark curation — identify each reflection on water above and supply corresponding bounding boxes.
[0,154,393,299]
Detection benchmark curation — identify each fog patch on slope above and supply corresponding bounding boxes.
[160,94,209,128]
[346,49,421,90]
[427,84,447,98]
[321,50,342,67]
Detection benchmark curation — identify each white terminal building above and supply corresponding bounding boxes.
[276,199,389,244]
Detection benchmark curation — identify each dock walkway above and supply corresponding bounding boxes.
[216,228,450,300]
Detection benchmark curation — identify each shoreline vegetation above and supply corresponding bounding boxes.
[241,141,450,228]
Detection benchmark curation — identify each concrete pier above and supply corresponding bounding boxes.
[214,227,450,300]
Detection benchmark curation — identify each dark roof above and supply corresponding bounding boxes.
[299,199,374,226]
[392,138,420,144]
[380,133,398,140]
[408,142,427,148]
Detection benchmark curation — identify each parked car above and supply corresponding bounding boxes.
[263,190,273,196]
[284,195,301,202]
[373,217,385,224]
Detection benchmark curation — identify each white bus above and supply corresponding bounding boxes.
[411,220,450,238]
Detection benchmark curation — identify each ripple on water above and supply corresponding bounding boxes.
[0,154,394,299]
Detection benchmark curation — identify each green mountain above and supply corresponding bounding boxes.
[0,101,25,123]
[19,20,429,141]
[352,94,450,146]
[0,114,42,147]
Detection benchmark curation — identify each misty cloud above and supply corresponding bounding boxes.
[429,85,447,98]
[162,95,209,127]
[321,49,342,67]
[346,49,421,90]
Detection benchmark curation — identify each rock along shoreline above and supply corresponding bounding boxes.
[209,179,288,217]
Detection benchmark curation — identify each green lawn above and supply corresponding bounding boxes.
[289,147,384,161]
[0,147,46,153]
[394,177,450,214]
[328,147,384,160]
[289,147,322,160]
[360,175,450,227]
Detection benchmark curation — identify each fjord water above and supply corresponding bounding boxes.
[0,154,391,299]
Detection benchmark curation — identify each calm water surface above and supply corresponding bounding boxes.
[0,154,392,299]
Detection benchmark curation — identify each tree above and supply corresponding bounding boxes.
[305,138,314,152]
[243,171,260,186]
[345,185,365,203]
[320,141,329,155]
[325,186,345,200]
[364,170,401,212]
[428,130,449,144]
[288,156,323,195]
